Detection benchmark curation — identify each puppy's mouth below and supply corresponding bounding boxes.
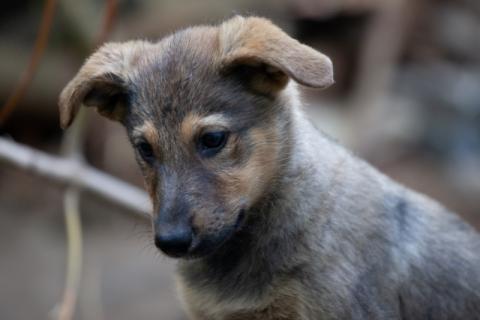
[188,209,246,259]
[157,209,247,259]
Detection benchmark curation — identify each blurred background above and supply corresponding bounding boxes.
[1,0,479,319]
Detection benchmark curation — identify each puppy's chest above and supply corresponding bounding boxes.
[220,296,303,320]
[189,288,305,320]
[179,270,308,320]
[179,262,307,319]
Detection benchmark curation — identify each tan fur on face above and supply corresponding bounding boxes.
[132,121,160,202]
[180,114,202,146]
[219,126,280,209]
[134,121,160,148]
[180,113,230,146]
[185,119,280,234]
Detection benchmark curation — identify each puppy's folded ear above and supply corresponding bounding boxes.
[59,41,146,129]
[219,16,334,94]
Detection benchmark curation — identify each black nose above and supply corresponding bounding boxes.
[154,229,193,257]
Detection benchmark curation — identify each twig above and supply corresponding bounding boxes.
[0,136,150,217]
[96,0,118,45]
[56,187,83,320]
[55,104,87,320]
[0,0,57,125]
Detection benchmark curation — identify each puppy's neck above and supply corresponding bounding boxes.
[246,85,344,252]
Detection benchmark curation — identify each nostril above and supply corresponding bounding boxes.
[154,229,193,257]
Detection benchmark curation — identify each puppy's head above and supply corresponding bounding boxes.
[59,16,333,258]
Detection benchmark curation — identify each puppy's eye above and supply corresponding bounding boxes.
[198,131,228,156]
[137,141,155,162]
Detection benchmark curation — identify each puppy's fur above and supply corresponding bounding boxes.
[59,16,480,319]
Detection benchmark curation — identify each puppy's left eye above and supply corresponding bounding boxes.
[137,141,155,163]
[198,131,228,156]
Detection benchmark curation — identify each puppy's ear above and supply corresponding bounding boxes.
[219,16,334,94]
[59,41,146,129]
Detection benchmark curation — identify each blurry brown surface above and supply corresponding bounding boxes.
[1,0,479,319]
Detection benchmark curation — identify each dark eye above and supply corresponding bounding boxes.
[198,131,228,156]
[137,141,155,162]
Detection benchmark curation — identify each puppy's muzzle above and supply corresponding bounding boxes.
[153,208,246,258]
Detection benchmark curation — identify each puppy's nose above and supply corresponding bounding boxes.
[154,228,192,257]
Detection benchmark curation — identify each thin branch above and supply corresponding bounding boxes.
[56,187,83,320]
[0,0,57,125]
[96,0,118,46]
[55,102,88,320]
[0,136,151,218]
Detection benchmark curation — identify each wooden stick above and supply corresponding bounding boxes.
[0,136,150,218]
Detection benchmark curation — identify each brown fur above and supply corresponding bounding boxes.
[180,113,203,146]
[59,41,151,128]
[132,121,160,201]
[59,16,480,320]
[218,126,281,207]
[226,294,301,320]
[219,16,333,91]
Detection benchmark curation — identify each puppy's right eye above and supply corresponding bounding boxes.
[137,141,155,163]
[198,131,228,157]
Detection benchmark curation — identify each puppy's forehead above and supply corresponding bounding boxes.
[125,25,267,140]
[130,26,222,119]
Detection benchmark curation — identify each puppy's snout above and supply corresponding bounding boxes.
[154,227,193,257]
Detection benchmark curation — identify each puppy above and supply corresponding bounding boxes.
[59,16,480,320]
